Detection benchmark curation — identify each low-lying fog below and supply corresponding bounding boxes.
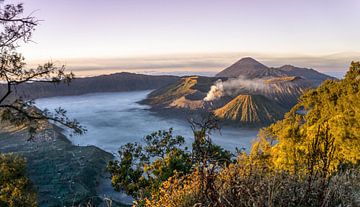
[36,91,259,154]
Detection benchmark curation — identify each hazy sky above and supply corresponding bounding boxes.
[6,0,360,76]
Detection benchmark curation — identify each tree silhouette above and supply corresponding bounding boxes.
[0,2,85,139]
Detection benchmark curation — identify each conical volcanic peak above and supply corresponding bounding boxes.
[214,94,287,126]
[232,57,267,68]
[216,57,286,78]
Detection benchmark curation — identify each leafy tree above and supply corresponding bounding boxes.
[0,154,37,207]
[190,115,233,167]
[108,115,233,206]
[189,114,233,205]
[0,1,85,140]
[0,1,85,206]
[108,128,192,205]
[265,61,360,176]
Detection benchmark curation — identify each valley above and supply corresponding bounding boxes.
[0,1,357,206]
[35,91,259,153]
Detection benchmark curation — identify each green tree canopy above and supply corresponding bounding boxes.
[0,154,37,207]
[264,62,360,175]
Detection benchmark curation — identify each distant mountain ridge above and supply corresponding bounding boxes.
[216,57,287,79]
[216,57,334,83]
[0,72,179,101]
[275,65,333,84]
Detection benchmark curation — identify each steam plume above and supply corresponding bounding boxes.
[204,80,224,101]
[204,76,270,101]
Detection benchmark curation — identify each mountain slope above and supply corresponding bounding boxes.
[0,122,113,206]
[0,72,179,101]
[214,94,287,126]
[241,76,314,107]
[215,57,287,78]
[140,76,225,110]
[215,57,335,83]
[276,65,335,83]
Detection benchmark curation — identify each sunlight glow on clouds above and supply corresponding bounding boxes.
[26,52,359,78]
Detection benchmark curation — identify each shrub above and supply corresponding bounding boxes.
[0,154,37,207]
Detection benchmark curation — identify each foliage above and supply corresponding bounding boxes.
[189,115,233,205]
[0,1,85,140]
[145,170,202,207]
[266,61,360,176]
[190,115,233,167]
[145,154,360,207]
[108,114,233,205]
[0,1,87,206]
[0,154,37,207]
[107,128,193,204]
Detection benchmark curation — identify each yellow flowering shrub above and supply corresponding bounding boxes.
[144,171,201,207]
[0,154,37,207]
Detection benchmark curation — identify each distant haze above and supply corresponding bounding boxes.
[26,53,358,78]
